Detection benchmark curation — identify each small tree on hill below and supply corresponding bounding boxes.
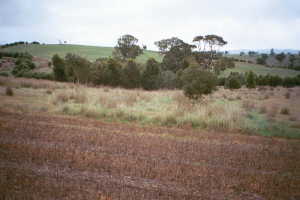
[113,34,143,60]
[52,54,67,81]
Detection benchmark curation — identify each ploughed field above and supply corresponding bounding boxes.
[0,111,299,200]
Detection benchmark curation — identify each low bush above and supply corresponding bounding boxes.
[6,86,14,96]
[280,108,290,115]
[22,72,54,80]
[0,72,9,77]
[181,67,217,99]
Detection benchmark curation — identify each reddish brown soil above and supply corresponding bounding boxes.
[0,111,299,200]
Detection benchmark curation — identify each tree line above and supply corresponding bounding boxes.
[50,34,235,99]
[1,41,40,48]
[239,49,300,70]
[219,71,300,89]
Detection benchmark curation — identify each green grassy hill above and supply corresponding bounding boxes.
[220,62,300,77]
[2,44,300,78]
[0,44,163,63]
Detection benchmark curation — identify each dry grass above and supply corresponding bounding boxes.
[0,76,69,89]
[1,77,300,137]
[48,87,248,132]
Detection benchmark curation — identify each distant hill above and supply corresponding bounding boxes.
[0,44,163,63]
[228,49,300,55]
[220,62,300,78]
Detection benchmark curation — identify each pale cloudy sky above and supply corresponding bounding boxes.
[0,0,299,50]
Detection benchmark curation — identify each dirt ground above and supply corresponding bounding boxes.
[0,110,299,200]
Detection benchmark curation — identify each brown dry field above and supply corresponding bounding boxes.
[0,109,300,200]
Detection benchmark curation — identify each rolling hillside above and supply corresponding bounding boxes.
[2,44,300,78]
[220,62,300,77]
[0,44,163,63]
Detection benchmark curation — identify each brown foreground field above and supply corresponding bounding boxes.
[0,111,300,199]
[0,77,300,199]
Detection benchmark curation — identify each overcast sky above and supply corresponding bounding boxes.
[0,0,299,50]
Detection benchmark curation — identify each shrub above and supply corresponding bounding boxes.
[22,72,53,80]
[52,54,67,81]
[121,59,141,88]
[100,58,122,87]
[12,58,36,77]
[159,70,177,89]
[214,57,235,74]
[246,71,256,88]
[180,67,217,99]
[268,75,283,87]
[285,92,290,99]
[217,77,226,86]
[225,72,243,89]
[65,53,91,83]
[0,72,9,77]
[6,86,13,96]
[282,77,298,88]
[280,108,289,115]
[225,76,241,89]
[141,58,161,90]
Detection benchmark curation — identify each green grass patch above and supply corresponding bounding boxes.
[245,111,300,139]
[220,62,300,78]
[0,44,163,63]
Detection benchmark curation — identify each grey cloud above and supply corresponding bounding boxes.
[0,0,299,49]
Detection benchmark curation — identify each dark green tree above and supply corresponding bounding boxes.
[225,72,243,89]
[159,70,177,89]
[180,67,217,99]
[162,45,191,73]
[246,71,256,88]
[141,58,161,90]
[52,54,67,81]
[65,53,91,83]
[122,59,141,88]
[102,58,122,86]
[256,54,268,65]
[12,58,36,77]
[113,34,143,59]
[154,37,188,54]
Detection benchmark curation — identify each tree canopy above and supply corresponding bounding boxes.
[113,34,143,59]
